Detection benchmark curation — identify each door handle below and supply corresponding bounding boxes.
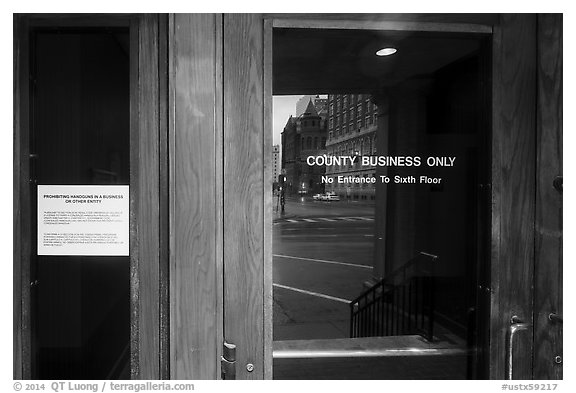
[221,341,236,380]
[553,176,562,193]
[548,313,563,323]
[506,316,531,380]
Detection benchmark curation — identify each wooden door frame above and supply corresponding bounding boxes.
[533,14,563,380]
[490,14,537,380]
[221,13,268,380]
[13,13,169,380]
[167,14,224,380]
[260,13,543,380]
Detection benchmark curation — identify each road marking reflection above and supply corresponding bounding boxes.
[273,283,351,304]
[274,254,372,269]
[277,216,374,224]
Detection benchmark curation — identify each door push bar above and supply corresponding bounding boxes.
[506,315,531,380]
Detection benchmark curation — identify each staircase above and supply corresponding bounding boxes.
[349,252,437,342]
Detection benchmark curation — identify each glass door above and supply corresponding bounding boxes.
[29,25,131,379]
[168,13,544,380]
[271,26,492,380]
[15,14,165,380]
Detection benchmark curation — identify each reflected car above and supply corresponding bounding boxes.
[326,194,340,201]
[312,194,323,201]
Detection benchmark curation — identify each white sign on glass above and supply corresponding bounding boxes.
[37,185,129,256]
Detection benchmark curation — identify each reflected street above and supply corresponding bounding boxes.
[273,196,374,340]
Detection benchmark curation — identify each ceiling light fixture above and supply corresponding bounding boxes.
[376,47,397,57]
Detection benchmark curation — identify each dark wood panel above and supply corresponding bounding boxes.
[490,14,537,379]
[214,14,225,379]
[263,18,274,380]
[129,18,140,379]
[13,13,30,380]
[534,13,563,380]
[223,13,265,380]
[131,14,161,380]
[157,13,171,381]
[169,13,221,379]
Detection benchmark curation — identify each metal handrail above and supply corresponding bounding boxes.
[350,252,437,305]
[349,252,437,341]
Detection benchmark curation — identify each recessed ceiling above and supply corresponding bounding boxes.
[273,28,486,95]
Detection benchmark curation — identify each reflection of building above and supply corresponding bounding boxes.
[295,95,327,117]
[281,99,327,195]
[325,94,379,200]
[272,144,280,184]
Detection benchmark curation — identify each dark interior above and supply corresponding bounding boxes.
[273,28,483,94]
[273,28,491,379]
[31,28,131,379]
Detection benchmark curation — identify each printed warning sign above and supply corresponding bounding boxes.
[37,185,129,256]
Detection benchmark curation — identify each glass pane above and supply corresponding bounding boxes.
[272,28,490,379]
[31,28,131,379]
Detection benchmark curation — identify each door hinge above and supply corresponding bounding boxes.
[221,341,236,380]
